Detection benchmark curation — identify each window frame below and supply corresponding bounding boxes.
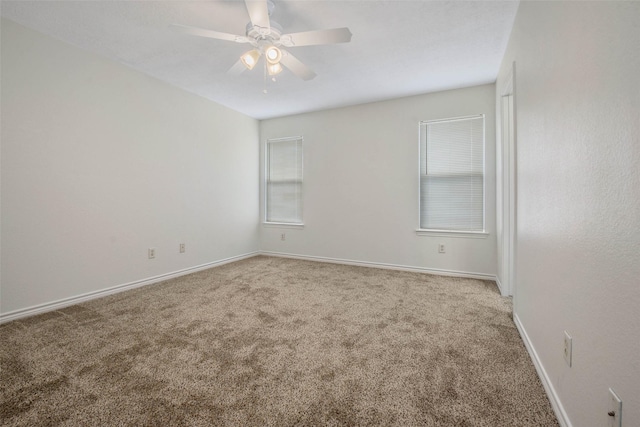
[264,136,304,227]
[416,114,488,237]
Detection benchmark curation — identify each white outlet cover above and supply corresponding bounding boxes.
[608,388,622,427]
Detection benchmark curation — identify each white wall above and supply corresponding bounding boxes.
[260,85,497,277]
[496,2,640,426]
[0,19,260,316]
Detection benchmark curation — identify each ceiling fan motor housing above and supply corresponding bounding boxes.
[245,20,283,46]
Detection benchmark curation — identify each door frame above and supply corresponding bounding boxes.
[499,62,517,300]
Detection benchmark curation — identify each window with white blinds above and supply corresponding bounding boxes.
[265,137,303,224]
[419,115,485,232]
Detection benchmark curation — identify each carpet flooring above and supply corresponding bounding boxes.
[0,256,559,426]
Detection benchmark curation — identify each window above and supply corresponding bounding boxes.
[419,115,485,232]
[265,137,303,224]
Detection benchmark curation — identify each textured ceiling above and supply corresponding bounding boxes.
[1,1,519,120]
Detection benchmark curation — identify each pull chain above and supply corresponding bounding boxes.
[263,59,268,94]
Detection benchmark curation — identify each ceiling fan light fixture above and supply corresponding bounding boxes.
[265,45,282,64]
[241,49,261,70]
[267,62,283,76]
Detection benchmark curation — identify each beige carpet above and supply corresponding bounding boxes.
[0,256,558,426]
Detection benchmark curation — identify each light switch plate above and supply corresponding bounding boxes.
[563,331,572,367]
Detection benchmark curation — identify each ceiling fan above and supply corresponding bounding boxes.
[174,0,352,81]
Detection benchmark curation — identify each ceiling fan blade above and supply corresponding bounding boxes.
[245,0,270,30]
[172,24,248,43]
[280,27,352,47]
[228,59,246,75]
[280,51,316,81]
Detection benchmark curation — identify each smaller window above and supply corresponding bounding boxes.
[419,115,485,232]
[265,137,303,224]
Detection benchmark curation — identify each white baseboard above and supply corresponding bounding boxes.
[513,313,572,427]
[0,251,259,324]
[1,251,498,323]
[260,250,497,282]
[495,275,505,295]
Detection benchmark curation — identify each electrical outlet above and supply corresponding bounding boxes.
[438,244,446,253]
[608,388,622,427]
[179,243,185,253]
[148,248,156,259]
[281,233,286,241]
[563,331,572,367]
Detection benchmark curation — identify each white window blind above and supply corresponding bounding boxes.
[419,115,485,232]
[266,137,303,224]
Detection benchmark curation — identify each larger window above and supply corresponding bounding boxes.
[419,115,485,232]
[265,137,303,224]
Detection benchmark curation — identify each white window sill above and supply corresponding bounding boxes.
[263,222,304,229]
[415,229,488,239]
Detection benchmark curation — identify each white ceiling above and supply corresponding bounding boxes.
[1,0,519,120]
